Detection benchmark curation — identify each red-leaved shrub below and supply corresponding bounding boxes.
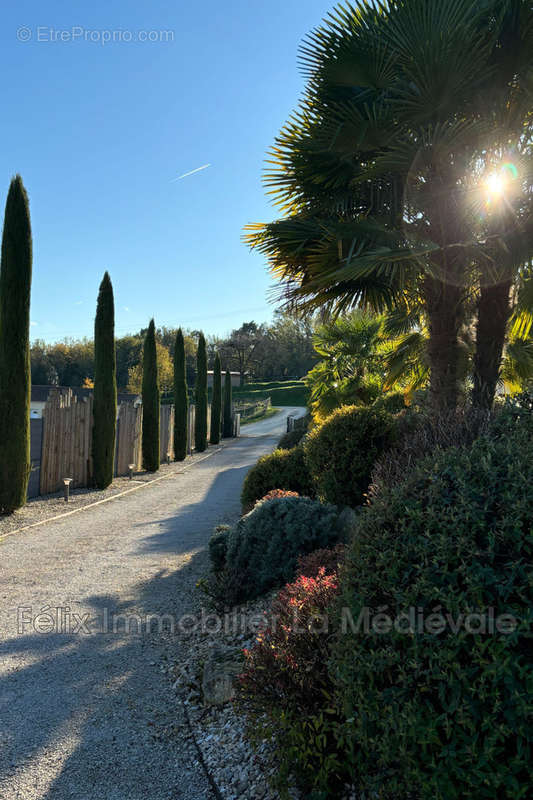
[239,551,341,711]
[253,489,299,510]
[297,543,346,578]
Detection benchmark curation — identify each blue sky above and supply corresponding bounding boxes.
[1,0,331,342]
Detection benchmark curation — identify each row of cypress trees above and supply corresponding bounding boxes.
[93,297,234,482]
[0,173,234,512]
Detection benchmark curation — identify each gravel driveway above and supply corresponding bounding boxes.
[0,408,305,800]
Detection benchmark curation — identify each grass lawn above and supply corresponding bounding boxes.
[233,380,309,407]
[239,406,281,426]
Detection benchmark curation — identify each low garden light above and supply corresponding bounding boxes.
[63,478,73,502]
[128,463,135,480]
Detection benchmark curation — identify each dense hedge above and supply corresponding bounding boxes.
[209,496,347,605]
[304,405,397,507]
[240,444,314,513]
[332,425,533,799]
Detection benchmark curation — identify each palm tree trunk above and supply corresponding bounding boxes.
[472,281,512,410]
[425,277,463,412]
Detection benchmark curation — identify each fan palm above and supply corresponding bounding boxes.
[247,0,533,411]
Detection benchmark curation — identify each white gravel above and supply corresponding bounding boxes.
[0,409,305,800]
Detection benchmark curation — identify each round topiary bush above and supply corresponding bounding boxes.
[212,496,347,605]
[240,444,314,513]
[331,426,533,799]
[303,405,397,507]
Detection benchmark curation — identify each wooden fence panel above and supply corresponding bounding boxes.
[159,405,175,463]
[115,402,142,475]
[40,390,93,494]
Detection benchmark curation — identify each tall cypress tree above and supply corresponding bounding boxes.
[92,272,117,489]
[223,368,233,438]
[194,332,208,452]
[173,327,188,461]
[0,176,32,514]
[210,352,222,444]
[142,319,160,471]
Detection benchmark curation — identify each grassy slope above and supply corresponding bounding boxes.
[232,380,309,407]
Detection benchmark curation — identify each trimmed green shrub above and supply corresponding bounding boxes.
[142,319,160,472]
[173,328,188,461]
[277,427,307,450]
[194,333,208,452]
[0,176,32,514]
[92,272,117,490]
[223,368,233,437]
[241,445,314,513]
[304,405,397,507]
[210,352,222,444]
[332,426,533,799]
[211,496,346,605]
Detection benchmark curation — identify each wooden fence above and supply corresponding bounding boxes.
[37,394,214,496]
[40,390,93,494]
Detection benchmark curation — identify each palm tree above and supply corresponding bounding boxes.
[247,0,533,411]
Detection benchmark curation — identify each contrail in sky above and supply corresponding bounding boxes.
[171,163,211,181]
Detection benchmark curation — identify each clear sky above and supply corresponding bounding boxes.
[1,0,331,343]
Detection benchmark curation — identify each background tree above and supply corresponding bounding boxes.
[92,272,117,490]
[194,332,208,452]
[0,175,32,514]
[210,352,222,444]
[127,341,173,395]
[223,368,233,437]
[220,321,266,385]
[173,328,188,461]
[142,319,160,471]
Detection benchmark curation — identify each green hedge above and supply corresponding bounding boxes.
[332,426,533,798]
[304,405,397,507]
[241,444,314,513]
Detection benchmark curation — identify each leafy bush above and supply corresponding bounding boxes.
[372,390,406,414]
[208,524,231,572]
[241,445,314,513]
[369,406,489,499]
[303,405,397,507]
[210,496,346,606]
[332,426,533,798]
[277,427,307,450]
[296,543,346,578]
[239,549,347,795]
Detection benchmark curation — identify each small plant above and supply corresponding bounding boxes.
[241,445,314,513]
[251,489,299,511]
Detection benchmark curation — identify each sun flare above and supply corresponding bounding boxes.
[485,172,506,198]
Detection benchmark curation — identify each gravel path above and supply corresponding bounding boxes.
[0,408,305,800]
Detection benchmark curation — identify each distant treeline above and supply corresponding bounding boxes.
[31,311,317,392]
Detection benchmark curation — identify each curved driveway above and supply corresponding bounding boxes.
[0,408,304,800]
